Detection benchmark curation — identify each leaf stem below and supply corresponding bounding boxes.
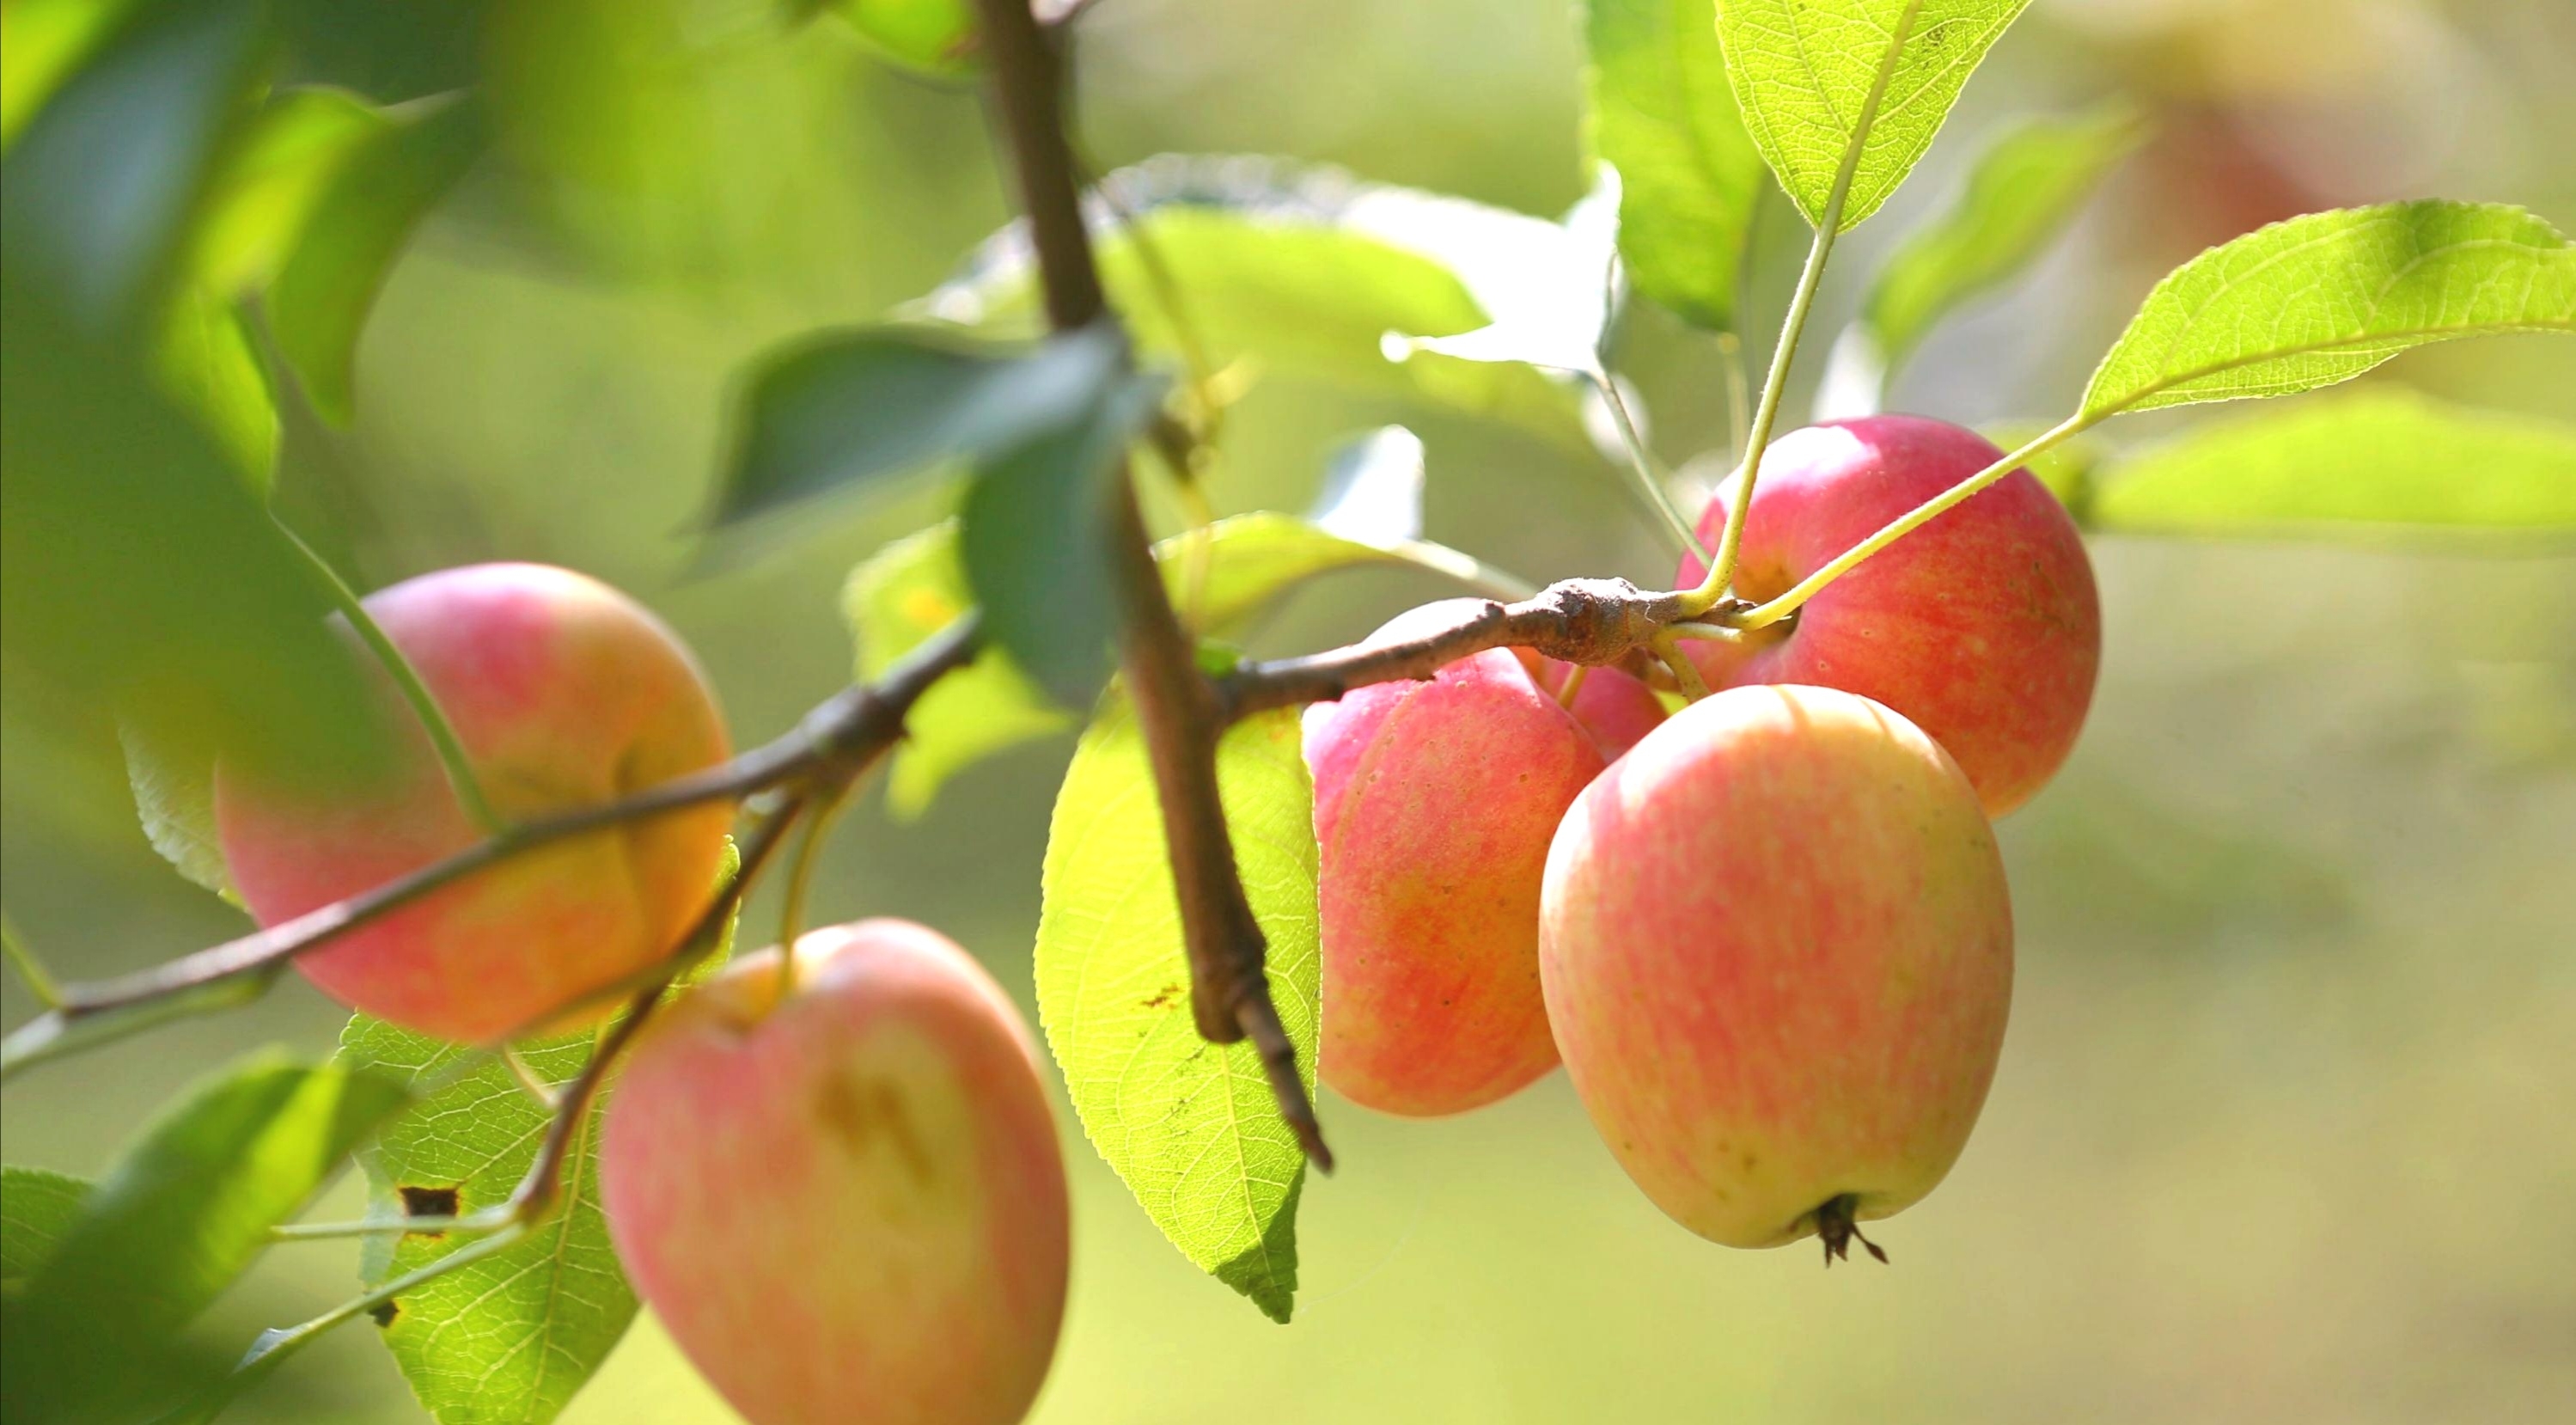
[1679,0,1925,616]
[771,784,853,1005]
[274,521,506,836]
[500,1045,560,1110]
[1,913,62,1007]
[1731,413,2091,628]
[1588,369,1709,562]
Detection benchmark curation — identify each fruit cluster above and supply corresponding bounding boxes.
[1305,416,2098,1258]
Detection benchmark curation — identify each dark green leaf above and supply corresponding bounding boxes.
[959,362,1168,710]
[2091,388,2576,542]
[2,1166,92,1287]
[1718,0,2031,232]
[1036,703,1320,1322]
[2081,202,2576,419]
[2,1053,412,1422]
[0,0,271,333]
[156,284,277,487]
[842,523,1074,819]
[1584,0,1765,330]
[1862,102,2146,372]
[716,325,1130,529]
[270,95,483,424]
[272,0,491,104]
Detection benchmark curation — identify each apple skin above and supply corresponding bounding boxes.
[1513,650,1667,761]
[1539,683,2012,1250]
[1303,601,1605,1116]
[216,562,734,1043]
[601,920,1070,1425]
[1675,415,2099,816]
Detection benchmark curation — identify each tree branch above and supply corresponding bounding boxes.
[0,619,980,1079]
[970,0,1330,1168]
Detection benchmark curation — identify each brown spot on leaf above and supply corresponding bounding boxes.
[1142,983,1182,1010]
[369,1300,400,1328]
[398,1185,458,1236]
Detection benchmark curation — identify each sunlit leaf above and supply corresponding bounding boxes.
[190,86,391,297]
[2091,388,2576,542]
[811,0,979,77]
[0,0,271,333]
[1718,0,2031,232]
[919,156,1590,450]
[1,1166,92,1287]
[1584,0,1765,330]
[271,94,483,423]
[1863,101,2145,370]
[716,325,1130,529]
[2081,202,2576,419]
[958,364,1168,710]
[1310,425,1426,545]
[1,1053,411,1421]
[333,844,740,1425]
[156,284,277,486]
[843,522,1074,820]
[0,0,136,150]
[1035,702,1319,1322]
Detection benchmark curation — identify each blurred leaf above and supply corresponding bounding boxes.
[717,325,1131,529]
[958,361,1168,710]
[0,267,390,786]
[1718,0,2030,232]
[119,718,242,906]
[1583,0,1764,330]
[156,285,278,486]
[1981,418,2102,515]
[2091,388,2576,542]
[273,0,491,102]
[812,0,978,77]
[2,1053,412,1422]
[1863,102,2145,372]
[271,95,483,424]
[0,0,272,333]
[1160,511,1486,633]
[1310,425,1426,545]
[332,842,740,1425]
[2082,202,2576,420]
[1036,701,1319,1323]
[0,0,137,150]
[843,523,1074,820]
[921,156,1591,450]
[1,1167,93,1287]
[191,87,392,297]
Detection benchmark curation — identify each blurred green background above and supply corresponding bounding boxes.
[5,0,2573,1420]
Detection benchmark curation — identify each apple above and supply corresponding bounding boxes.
[1540,683,2012,1258]
[1303,601,1604,1116]
[601,920,1070,1425]
[1676,414,2099,816]
[217,562,735,1043]
[1513,650,1668,761]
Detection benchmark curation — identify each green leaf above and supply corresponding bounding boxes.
[189,86,392,297]
[814,0,979,77]
[2,263,394,786]
[921,157,1591,450]
[0,0,272,333]
[2,1053,412,1421]
[0,0,135,150]
[2081,201,2576,420]
[1718,0,2031,232]
[2,1166,92,1287]
[156,284,278,487]
[119,717,241,905]
[1863,101,2146,371]
[332,842,742,1425]
[271,94,482,424]
[843,523,1075,820]
[2091,388,2576,542]
[958,363,1168,711]
[716,325,1132,529]
[1584,0,1765,330]
[1035,702,1319,1322]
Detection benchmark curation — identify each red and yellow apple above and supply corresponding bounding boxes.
[1513,650,1668,761]
[216,562,734,1043]
[601,920,1069,1425]
[1540,683,2013,1256]
[1303,601,1604,1116]
[1676,415,2098,816]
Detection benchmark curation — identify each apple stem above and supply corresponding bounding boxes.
[1816,1194,1891,1267]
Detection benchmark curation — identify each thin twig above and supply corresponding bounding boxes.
[969,0,1331,1168]
[1,914,62,1008]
